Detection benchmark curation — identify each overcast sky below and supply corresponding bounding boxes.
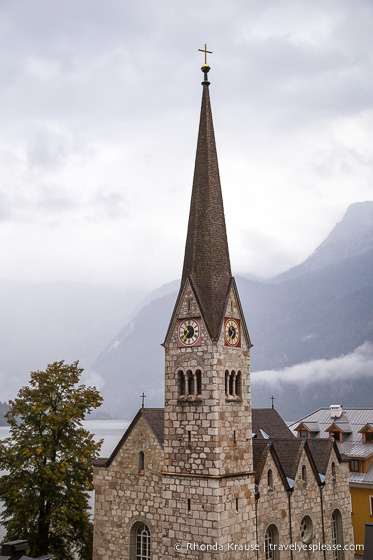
[1,0,372,293]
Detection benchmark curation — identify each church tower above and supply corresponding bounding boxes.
[162,53,256,558]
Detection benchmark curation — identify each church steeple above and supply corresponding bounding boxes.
[181,64,232,340]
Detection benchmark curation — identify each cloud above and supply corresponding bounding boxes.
[81,369,105,391]
[0,0,373,288]
[251,342,373,389]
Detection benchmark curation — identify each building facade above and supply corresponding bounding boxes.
[92,62,354,560]
[291,405,373,554]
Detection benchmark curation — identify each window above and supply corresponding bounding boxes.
[369,496,373,516]
[187,370,194,395]
[332,462,336,479]
[178,370,185,395]
[196,370,202,395]
[300,515,313,544]
[365,432,373,443]
[188,498,191,512]
[332,431,341,442]
[225,370,243,400]
[235,371,242,398]
[138,451,144,474]
[130,522,151,560]
[331,509,344,559]
[350,460,359,472]
[235,497,239,512]
[178,368,203,398]
[268,469,273,489]
[229,372,234,396]
[300,430,308,440]
[302,465,307,482]
[264,525,279,560]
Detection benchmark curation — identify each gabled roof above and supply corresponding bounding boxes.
[270,439,304,482]
[252,439,290,490]
[93,408,164,468]
[325,421,352,434]
[295,421,320,432]
[252,408,295,440]
[359,423,373,433]
[306,438,340,475]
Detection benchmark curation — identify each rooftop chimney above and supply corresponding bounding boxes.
[330,405,343,418]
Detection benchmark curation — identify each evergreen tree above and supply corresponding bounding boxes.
[0,361,103,560]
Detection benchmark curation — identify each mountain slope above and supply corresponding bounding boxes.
[91,202,373,418]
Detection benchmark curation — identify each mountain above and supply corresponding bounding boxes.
[276,201,373,281]
[0,281,144,401]
[91,201,373,419]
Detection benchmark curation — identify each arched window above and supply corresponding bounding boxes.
[129,522,151,560]
[302,465,307,482]
[300,515,313,544]
[178,370,185,395]
[187,370,194,395]
[138,451,144,474]
[331,509,344,560]
[229,371,235,396]
[235,371,242,398]
[268,469,273,488]
[196,370,202,395]
[264,524,279,559]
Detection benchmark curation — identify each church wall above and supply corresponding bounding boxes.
[92,417,164,560]
[162,473,256,559]
[256,451,292,560]
[256,447,354,560]
[289,448,325,560]
[321,450,354,560]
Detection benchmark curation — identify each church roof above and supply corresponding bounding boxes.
[180,79,232,340]
[306,438,340,475]
[93,408,164,467]
[252,408,295,440]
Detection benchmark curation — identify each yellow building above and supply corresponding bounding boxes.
[290,406,373,555]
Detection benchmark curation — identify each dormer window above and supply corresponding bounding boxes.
[359,424,373,444]
[295,423,310,440]
[325,423,343,442]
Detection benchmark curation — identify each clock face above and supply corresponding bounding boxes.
[225,318,240,347]
[178,319,200,346]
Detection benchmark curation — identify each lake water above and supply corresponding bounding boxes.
[0,419,129,541]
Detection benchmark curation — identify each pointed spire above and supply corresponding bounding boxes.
[181,68,232,339]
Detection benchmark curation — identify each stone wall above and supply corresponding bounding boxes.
[92,416,164,560]
[256,446,354,560]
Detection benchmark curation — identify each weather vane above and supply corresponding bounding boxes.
[198,44,213,67]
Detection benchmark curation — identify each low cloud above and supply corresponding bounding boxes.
[252,342,373,389]
[81,369,105,391]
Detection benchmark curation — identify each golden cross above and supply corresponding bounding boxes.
[198,44,213,65]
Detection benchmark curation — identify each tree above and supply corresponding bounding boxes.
[0,361,103,560]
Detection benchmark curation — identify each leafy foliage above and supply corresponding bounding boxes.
[0,361,103,560]
[0,401,10,426]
